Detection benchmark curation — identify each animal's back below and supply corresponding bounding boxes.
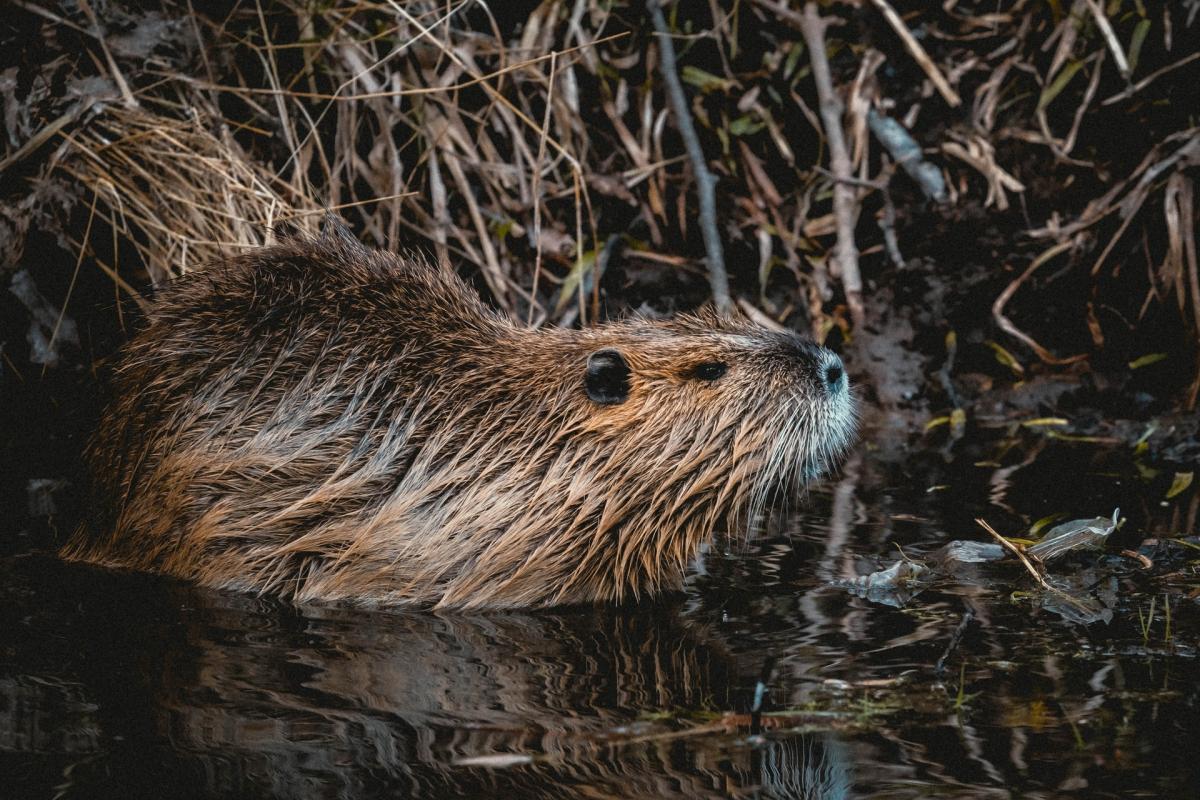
[68,233,505,595]
[65,232,856,608]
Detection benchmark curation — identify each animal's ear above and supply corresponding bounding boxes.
[585,349,630,405]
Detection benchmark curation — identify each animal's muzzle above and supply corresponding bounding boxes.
[820,351,848,398]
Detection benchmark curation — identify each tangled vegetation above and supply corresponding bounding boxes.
[2,0,1198,414]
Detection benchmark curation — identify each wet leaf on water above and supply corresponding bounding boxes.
[1021,417,1069,428]
[1029,512,1069,537]
[940,540,1005,564]
[1128,352,1167,369]
[986,340,1024,375]
[1166,472,1194,499]
[1039,573,1116,625]
[1027,509,1119,562]
[834,560,929,607]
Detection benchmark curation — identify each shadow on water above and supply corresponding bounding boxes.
[2,424,1198,798]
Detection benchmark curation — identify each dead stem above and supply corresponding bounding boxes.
[977,518,1094,615]
[795,2,863,327]
[646,0,732,313]
[868,0,961,107]
[992,239,1089,366]
[4,0,1192,403]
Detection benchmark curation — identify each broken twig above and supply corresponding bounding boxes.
[796,2,863,326]
[992,239,1088,365]
[867,109,945,202]
[646,0,732,313]
[868,0,961,107]
[977,518,1094,615]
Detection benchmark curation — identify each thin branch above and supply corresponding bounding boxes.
[977,518,1094,615]
[868,0,962,107]
[1082,0,1131,80]
[646,0,732,313]
[1102,51,1200,106]
[796,2,863,326]
[992,239,1088,365]
[76,0,137,108]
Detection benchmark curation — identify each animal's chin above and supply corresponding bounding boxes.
[788,406,858,486]
[739,392,859,524]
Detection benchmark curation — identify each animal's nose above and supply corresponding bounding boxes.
[822,354,846,395]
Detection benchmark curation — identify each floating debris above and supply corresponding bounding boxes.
[836,510,1124,624]
[1027,509,1120,562]
[835,559,928,607]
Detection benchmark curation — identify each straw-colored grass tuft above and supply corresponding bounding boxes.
[58,102,322,285]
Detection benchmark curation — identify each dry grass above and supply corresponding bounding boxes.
[3,0,1198,398]
[58,102,324,286]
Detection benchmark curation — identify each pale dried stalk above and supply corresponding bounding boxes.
[797,2,863,326]
[60,105,322,282]
[977,518,1094,615]
[868,0,961,107]
[992,239,1088,365]
[1081,0,1131,79]
[646,0,732,313]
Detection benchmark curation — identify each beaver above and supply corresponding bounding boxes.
[62,227,856,608]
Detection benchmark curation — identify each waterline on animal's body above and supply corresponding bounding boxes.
[63,230,855,608]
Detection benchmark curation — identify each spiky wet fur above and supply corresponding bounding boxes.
[63,231,856,609]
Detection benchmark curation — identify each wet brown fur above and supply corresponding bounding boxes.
[62,231,855,608]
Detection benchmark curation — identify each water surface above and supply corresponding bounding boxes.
[3,425,1198,798]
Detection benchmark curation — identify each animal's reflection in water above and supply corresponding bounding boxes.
[2,564,851,799]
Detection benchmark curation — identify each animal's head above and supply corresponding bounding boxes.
[398,306,858,605]
[567,312,856,529]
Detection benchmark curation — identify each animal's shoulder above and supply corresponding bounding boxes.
[149,234,487,334]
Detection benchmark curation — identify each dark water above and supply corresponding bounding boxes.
[3,425,1198,799]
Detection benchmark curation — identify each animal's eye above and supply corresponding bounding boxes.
[690,361,727,382]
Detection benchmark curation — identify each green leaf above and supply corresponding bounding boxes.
[1038,59,1085,111]
[491,218,514,242]
[783,42,804,80]
[729,114,765,136]
[1128,18,1152,74]
[1166,471,1194,499]
[986,340,1025,375]
[681,66,732,94]
[555,249,598,314]
[1129,352,1167,369]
